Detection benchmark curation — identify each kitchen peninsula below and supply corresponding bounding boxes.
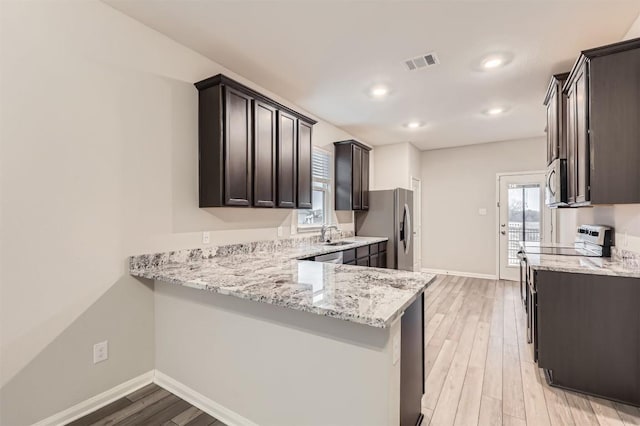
[130,236,435,426]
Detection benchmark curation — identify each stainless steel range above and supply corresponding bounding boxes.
[517,225,614,362]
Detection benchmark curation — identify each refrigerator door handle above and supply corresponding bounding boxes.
[400,203,411,254]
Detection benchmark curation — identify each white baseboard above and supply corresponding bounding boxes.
[32,370,154,426]
[421,268,498,280]
[154,370,258,426]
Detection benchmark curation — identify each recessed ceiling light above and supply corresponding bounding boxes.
[369,85,390,98]
[482,57,504,69]
[404,121,424,129]
[479,53,512,71]
[484,107,507,116]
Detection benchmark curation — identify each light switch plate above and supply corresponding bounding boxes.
[202,232,210,244]
[93,341,108,364]
[392,333,401,365]
[478,208,487,216]
[277,227,284,237]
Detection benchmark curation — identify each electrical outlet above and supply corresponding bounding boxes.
[93,341,108,364]
[478,208,487,216]
[202,232,210,244]
[392,333,401,365]
[277,227,284,238]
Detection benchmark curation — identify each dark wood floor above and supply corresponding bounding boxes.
[66,383,224,426]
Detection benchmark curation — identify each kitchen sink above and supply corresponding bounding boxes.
[323,241,355,246]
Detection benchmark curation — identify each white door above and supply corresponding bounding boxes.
[411,177,422,271]
[498,173,548,281]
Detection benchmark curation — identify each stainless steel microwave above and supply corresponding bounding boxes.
[546,158,567,207]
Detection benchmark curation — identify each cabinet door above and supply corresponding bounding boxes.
[253,100,276,207]
[574,67,590,203]
[224,86,252,206]
[297,120,313,209]
[362,149,370,210]
[352,145,362,210]
[546,85,558,165]
[566,85,577,204]
[357,257,369,267]
[379,252,387,268]
[400,294,425,426]
[277,111,297,208]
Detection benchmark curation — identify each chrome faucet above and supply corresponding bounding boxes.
[321,224,340,242]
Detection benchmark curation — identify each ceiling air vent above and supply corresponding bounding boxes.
[404,52,440,71]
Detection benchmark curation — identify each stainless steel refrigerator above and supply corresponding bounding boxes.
[355,188,414,271]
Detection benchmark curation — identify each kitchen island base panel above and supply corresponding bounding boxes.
[155,281,405,426]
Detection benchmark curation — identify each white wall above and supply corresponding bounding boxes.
[0,1,362,424]
[555,13,640,253]
[556,202,640,252]
[420,137,546,276]
[372,142,421,190]
[624,12,640,39]
[155,281,400,426]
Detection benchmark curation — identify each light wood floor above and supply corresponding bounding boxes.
[421,275,640,426]
[67,383,224,426]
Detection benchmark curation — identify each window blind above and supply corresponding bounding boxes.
[312,148,331,182]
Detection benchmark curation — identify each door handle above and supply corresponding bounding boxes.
[501,230,506,235]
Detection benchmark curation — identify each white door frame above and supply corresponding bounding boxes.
[410,176,422,271]
[495,170,548,280]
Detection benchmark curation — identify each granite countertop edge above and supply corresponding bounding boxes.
[520,241,640,278]
[129,236,436,329]
[130,266,431,328]
[527,262,640,279]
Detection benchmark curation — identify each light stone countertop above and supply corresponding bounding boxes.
[521,242,640,279]
[129,236,436,328]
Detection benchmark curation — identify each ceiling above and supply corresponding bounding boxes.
[105,0,640,151]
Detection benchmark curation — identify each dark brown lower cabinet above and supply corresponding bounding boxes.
[536,270,640,406]
[356,257,369,267]
[343,248,356,264]
[400,292,425,426]
[379,251,387,268]
[308,243,388,269]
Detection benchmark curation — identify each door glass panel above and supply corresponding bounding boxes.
[507,184,541,265]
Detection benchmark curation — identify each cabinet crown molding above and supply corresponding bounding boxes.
[194,74,317,125]
[333,139,372,151]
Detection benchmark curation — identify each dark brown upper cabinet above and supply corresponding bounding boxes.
[253,100,277,207]
[544,73,569,166]
[277,110,297,208]
[194,74,316,208]
[361,149,370,210]
[196,83,252,207]
[334,140,371,211]
[561,37,640,206]
[297,120,313,209]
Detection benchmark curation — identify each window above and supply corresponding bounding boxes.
[297,148,332,230]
